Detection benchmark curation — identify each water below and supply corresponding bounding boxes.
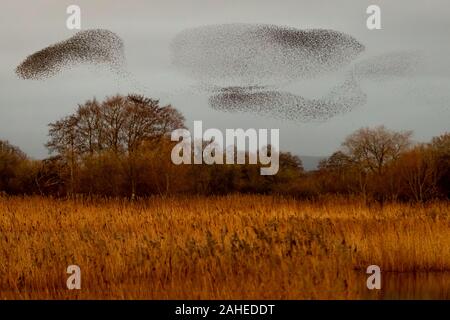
[363,272,450,299]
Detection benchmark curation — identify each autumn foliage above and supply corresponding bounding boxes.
[0,95,449,202]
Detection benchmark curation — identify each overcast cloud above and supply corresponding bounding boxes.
[0,0,449,158]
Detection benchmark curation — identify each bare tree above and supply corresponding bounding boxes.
[342,126,412,175]
[429,132,450,198]
[399,146,439,202]
[0,140,27,192]
[318,151,352,172]
[46,115,79,196]
[47,94,185,198]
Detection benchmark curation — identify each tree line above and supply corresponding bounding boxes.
[0,94,448,202]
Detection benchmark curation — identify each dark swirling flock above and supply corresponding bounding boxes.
[16,24,420,121]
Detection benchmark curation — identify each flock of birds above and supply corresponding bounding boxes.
[15,24,421,121]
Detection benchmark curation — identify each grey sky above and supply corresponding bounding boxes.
[1,0,449,159]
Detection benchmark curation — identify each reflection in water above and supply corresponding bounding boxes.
[362,272,450,300]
